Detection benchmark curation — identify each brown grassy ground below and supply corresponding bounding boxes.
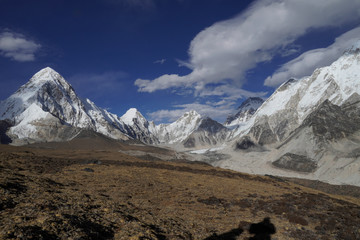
[1,142,360,240]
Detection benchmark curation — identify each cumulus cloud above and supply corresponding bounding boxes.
[264,26,360,87]
[135,0,360,95]
[0,31,41,62]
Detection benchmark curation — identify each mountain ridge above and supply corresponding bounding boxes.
[0,70,227,146]
[1,44,360,186]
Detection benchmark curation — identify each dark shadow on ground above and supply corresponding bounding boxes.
[249,217,276,240]
[203,227,243,240]
[203,217,276,240]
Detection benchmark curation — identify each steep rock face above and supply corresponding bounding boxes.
[152,111,202,144]
[120,108,158,144]
[0,120,13,144]
[183,117,230,148]
[271,97,360,175]
[301,99,360,142]
[236,47,360,146]
[225,97,264,127]
[272,153,318,173]
[0,67,130,144]
[220,44,360,185]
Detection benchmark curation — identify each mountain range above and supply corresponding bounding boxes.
[1,43,360,186]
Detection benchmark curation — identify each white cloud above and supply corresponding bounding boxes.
[264,26,360,87]
[0,31,41,62]
[135,0,360,95]
[154,58,166,64]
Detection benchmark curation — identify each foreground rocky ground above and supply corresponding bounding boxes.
[1,142,360,239]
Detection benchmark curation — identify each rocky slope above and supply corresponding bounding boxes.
[233,46,360,146]
[0,68,167,145]
[120,108,158,144]
[151,111,230,149]
[1,144,360,240]
[210,44,360,186]
[224,97,264,127]
[183,117,230,149]
[152,110,203,144]
[0,69,227,146]
[0,67,131,144]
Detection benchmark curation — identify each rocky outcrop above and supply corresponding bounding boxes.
[272,153,317,173]
[225,97,264,126]
[0,120,13,144]
[183,117,230,148]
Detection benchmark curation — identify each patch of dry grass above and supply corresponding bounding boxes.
[1,144,360,239]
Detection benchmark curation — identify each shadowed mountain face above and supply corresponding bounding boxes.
[301,99,360,142]
[1,45,360,188]
[0,120,12,144]
[0,69,227,147]
[183,118,230,148]
[270,96,360,174]
[225,97,264,126]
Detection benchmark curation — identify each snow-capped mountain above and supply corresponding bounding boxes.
[1,44,360,186]
[152,110,203,144]
[0,67,226,146]
[183,117,230,148]
[224,97,264,127]
[215,43,360,186]
[231,45,360,146]
[120,108,158,144]
[149,110,229,148]
[0,67,130,144]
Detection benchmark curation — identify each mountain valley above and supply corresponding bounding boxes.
[1,41,360,239]
[1,140,360,239]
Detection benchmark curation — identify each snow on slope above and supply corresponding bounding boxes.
[210,43,360,186]
[231,46,360,142]
[120,108,158,144]
[0,67,129,142]
[153,110,202,144]
[121,108,147,127]
[224,97,264,127]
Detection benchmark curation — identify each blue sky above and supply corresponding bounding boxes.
[1,0,360,124]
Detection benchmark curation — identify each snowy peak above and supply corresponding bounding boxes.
[153,110,203,144]
[120,108,159,144]
[20,67,74,97]
[237,97,264,111]
[121,108,147,126]
[31,67,64,83]
[0,67,77,121]
[0,67,133,143]
[234,42,360,146]
[175,110,201,124]
[225,97,264,126]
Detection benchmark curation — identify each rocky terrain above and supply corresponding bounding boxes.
[1,136,360,239]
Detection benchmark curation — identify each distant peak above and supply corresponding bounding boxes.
[181,110,201,119]
[126,108,139,114]
[29,67,67,86]
[121,108,146,125]
[34,67,59,76]
[187,110,200,115]
[238,97,264,110]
